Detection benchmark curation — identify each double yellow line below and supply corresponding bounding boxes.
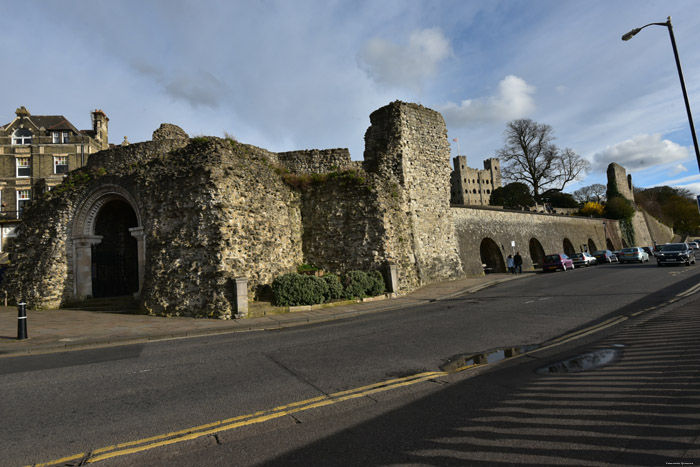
[28,371,447,466]
[35,284,700,466]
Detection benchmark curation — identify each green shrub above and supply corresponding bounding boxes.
[323,273,344,301]
[271,273,328,306]
[342,270,385,299]
[367,271,386,296]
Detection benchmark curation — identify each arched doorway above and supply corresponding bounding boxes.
[563,238,576,256]
[588,238,597,253]
[529,238,545,269]
[606,238,615,250]
[71,185,145,300]
[480,238,505,273]
[92,199,139,298]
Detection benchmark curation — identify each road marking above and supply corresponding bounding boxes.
[677,282,700,298]
[30,293,661,466]
[27,371,448,466]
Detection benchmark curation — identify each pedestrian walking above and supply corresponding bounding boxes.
[514,251,523,274]
[507,255,515,274]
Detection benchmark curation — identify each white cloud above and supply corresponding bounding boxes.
[358,28,451,90]
[670,164,689,176]
[439,75,535,126]
[590,134,689,172]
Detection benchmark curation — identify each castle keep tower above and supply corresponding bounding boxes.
[450,155,502,206]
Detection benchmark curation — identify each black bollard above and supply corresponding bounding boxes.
[17,301,27,340]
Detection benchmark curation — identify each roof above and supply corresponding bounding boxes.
[1,114,81,134]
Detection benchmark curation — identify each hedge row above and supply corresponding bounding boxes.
[271,271,386,307]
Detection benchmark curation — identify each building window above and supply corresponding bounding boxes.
[16,157,30,177]
[17,189,30,218]
[12,128,33,145]
[54,156,68,174]
[53,131,70,143]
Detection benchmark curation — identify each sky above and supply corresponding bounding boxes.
[2,0,700,196]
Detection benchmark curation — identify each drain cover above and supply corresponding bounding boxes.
[536,348,620,374]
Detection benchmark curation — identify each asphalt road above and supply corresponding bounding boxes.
[2,257,699,466]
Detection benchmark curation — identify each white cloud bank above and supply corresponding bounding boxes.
[439,75,536,126]
[590,133,689,172]
[358,28,451,90]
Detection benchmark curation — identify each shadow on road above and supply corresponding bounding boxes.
[257,299,700,466]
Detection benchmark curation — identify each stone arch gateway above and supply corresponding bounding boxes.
[71,185,145,300]
[480,237,505,273]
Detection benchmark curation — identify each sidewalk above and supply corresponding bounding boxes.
[0,273,533,357]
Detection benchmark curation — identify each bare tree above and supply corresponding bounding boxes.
[573,183,607,204]
[497,119,590,200]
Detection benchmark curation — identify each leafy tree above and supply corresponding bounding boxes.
[573,183,607,204]
[580,201,605,217]
[489,182,535,208]
[636,186,700,236]
[497,119,590,200]
[604,196,635,221]
[547,191,579,208]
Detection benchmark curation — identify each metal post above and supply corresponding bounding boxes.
[17,301,27,340]
[665,17,700,173]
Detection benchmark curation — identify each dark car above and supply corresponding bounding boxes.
[592,250,618,264]
[641,246,653,257]
[656,242,696,266]
[542,253,575,272]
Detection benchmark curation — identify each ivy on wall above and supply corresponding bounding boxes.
[605,178,636,246]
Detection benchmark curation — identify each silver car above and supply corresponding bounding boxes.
[618,247,650,263]
[569,252,597,267]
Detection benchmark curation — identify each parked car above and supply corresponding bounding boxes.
[656,242,696,266]
[542,253,575,272]
[569,252,597,267]
[592,250,619,264]
[618,247,650,263]
[652,244,665,257]
[689,241,699,250]
[641,246,653,257]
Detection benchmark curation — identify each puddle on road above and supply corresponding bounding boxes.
[440,345,539,373]
[535,347,621,374]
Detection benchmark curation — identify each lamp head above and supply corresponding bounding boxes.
[622,28,641,41]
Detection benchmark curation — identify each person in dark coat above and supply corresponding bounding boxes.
[514,252,523,274]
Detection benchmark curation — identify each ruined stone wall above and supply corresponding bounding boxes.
[363,101,464,286]
[607,162,635,202]
[276,148,353,174]
[642,210,674,245]
[452,207,621,274]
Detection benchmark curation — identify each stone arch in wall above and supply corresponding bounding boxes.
[563,238,576,256]
[480,237,505,273]
[588,238,597,253]
[529,238,545,269]
[71,185,145,300]
[606,238,615,250]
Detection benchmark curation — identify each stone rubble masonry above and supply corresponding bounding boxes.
[605,162,674,247]
[3,102,463,317]
[1,101,671,318]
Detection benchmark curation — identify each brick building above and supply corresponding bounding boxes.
[0,106,108,251]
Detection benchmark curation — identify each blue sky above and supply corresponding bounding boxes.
[2,0,700,195]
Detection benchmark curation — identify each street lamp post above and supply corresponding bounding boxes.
[622,16,700,173]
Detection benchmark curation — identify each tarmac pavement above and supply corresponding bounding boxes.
[0,272,533,357]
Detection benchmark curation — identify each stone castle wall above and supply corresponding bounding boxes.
[363,102,464,285]
[275,148,355,174]
[642,210,674,245]
[2,101,669,318]
[452,206,619,274]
